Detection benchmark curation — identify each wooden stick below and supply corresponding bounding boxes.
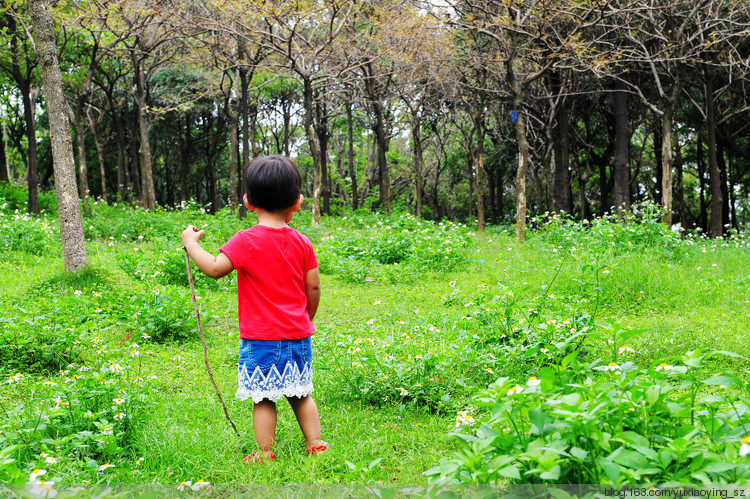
[184,248,241,437]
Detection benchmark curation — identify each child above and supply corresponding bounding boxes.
[181,155,327,464]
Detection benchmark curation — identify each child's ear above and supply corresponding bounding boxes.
[243,193,256,211]
[291,194,304,212]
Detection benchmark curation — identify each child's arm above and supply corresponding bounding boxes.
[305,267,321,321]
[181,225,234,279]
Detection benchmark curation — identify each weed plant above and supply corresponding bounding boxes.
[1,186,749,490]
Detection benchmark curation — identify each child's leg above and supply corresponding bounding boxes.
[253,399,277,453]
[286,395,323,448]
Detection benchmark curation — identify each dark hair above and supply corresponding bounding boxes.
[244,155,302,212]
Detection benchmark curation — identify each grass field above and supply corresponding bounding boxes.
[2,199,750,488]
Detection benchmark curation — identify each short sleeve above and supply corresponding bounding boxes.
[220,231,247,270]
[305,242,318,272]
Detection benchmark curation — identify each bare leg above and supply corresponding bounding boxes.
[253,399,277,454]
[286,395,323,449]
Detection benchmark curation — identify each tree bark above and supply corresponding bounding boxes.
[660,73,683,226]
[705,64,723,238]
[346,101,358,210]
[553,103,571,213]
[68,105,89,200]
[612,86,630,215]
[0,123,8,183]
[509,76,529,241]
[302,77,322,225]
[412,119,423,219]
[28,0,88,271]
[473,111,486,232]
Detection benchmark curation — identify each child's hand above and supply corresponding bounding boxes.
[181,225,204,248]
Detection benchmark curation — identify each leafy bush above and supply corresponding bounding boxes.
[0,182,57,213]
[317,214,472,283]
[0,353,156,483]
[531,201,684,258]
[135,289,199,344]
[0,208,58,255]
[426,341,750,485]
[326,324,499,414]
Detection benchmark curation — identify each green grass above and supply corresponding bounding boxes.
[1,203,749,487]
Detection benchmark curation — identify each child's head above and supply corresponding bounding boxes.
[244,155,302,212]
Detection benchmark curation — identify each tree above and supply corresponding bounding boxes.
[0,2,40,213]
[28,0,88,272]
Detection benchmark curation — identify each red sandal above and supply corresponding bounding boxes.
[306,441,329,455]
[243,451,276,464]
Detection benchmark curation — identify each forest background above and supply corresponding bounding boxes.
[1,0,749,238]
[3,0,750,489]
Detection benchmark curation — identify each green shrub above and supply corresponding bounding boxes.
[0,209,58,255]
[0,182,57,214]
[426,342,750,485]
[0,353,156,483]
[531,201,684,258]
[135,289,199,344]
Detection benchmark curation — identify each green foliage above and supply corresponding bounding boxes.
[327,328,497,415]
[426,342,750,485]
[135,289,199,344]
[0,182,57,214]
[0,353,157,483]
[316,213,472,283]
[531,201,684,258]
[0,201,58,255]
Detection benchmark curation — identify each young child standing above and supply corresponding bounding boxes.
[181,155,327,464]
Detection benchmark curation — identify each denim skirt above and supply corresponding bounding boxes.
[236,337,314,403]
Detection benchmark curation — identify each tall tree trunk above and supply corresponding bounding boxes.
[553,104,571,213]
[510,84,529,241]
[346,101,358,210]
[473,113,485,231]
[674,127,685,231]
[302,77,322,225]
[0,122,8,183]
[612,86,630,215]
[371,100,390,214]
[412,119,423,219]
[718,143,730,230]
[697,135,708,231]
[86,111,108,202]
[238,63,250,219]
[29,0,88,271]
[705,64,722,238]
[20,82,39,214]
[132,56,156,209]
[660,74,683,226]
[228,111,239,211]
[179,114,192,203]
[68,105,89,199]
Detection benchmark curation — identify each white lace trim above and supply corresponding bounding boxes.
[236,361,313,403]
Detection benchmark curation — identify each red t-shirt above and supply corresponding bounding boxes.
[220,225,318,340]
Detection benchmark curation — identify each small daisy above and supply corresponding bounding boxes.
[114,412,126,420]
[618,345,635,354]
[29,468,47,480]
[526,376,541,387]
[601,362,621,372]
[454,410,475,428]
[655,363,673,371]
[99,463,115,471]
[399,387,409,396]
[507,384,524,396]
[740,436,750,458]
